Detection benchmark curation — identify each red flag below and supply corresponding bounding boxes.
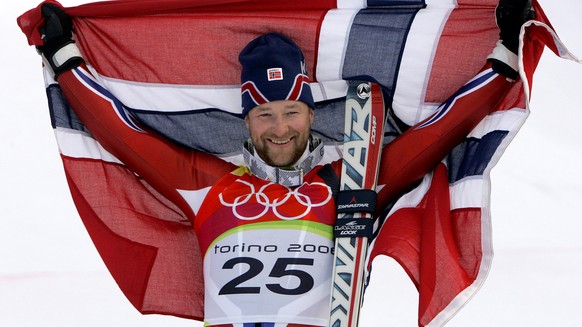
[17,0,578,325]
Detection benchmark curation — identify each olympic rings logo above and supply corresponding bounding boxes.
[219,180,332,221]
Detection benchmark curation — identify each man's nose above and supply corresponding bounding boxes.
[270,115,289,136]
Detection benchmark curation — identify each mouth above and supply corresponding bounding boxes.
[268,136,294,145]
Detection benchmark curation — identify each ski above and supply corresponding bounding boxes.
[329,81,385,327]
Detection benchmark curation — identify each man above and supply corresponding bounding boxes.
[35,1,534,326]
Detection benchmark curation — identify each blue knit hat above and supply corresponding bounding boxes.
[239,33,315,117]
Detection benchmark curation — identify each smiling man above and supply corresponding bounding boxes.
[245,100,314,168]
[32,1,534,326]
[240,33,318,172]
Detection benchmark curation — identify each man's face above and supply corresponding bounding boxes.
[245,100,314,168]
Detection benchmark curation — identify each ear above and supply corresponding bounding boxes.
[245,115,250,130]
[309,108,314,125]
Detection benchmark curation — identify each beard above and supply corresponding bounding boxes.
[252,132,310,168]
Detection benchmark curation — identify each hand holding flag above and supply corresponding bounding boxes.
[37,3,83,78]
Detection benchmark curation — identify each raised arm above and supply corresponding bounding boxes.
[376,0,534,209]
[37,4,234,213]
[376,63,512,208]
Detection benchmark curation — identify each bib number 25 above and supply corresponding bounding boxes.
[218,257,314,296]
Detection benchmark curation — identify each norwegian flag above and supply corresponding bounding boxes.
[17,0,577,326]
[267,68,283,81]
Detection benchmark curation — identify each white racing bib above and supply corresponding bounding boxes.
[203,221,334,326]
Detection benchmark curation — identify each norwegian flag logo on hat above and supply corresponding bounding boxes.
[239,33,315,117]
[267,68,283,81]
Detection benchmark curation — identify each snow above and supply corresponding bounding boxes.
[2,1,581,326]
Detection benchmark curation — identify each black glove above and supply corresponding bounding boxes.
[496,0,536,54]
[36,3,83,78]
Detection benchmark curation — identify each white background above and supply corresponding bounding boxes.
[1,1,581,326]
